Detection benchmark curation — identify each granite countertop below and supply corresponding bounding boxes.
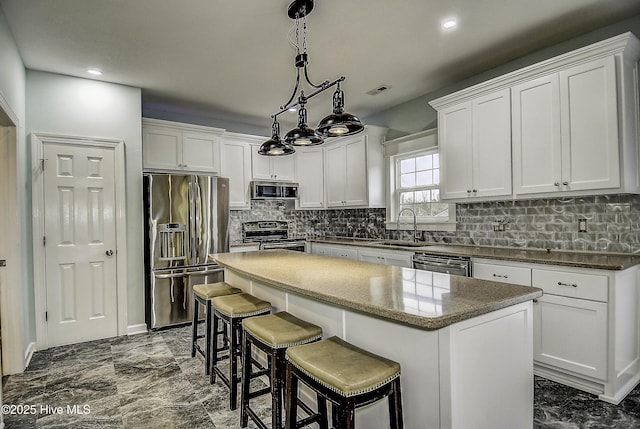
[212,250,542,330]
[310,237,640,270]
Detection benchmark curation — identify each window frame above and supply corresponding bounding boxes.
[384,131,456,232]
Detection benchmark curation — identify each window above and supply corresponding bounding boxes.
[384,130,456,231]
[397,151,450,220]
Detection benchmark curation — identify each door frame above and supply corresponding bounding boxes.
[31,133,128,349]
[0,93,24,374]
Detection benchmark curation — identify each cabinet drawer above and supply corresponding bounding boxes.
[473,262,531,286]
[532,268,608,302]
[331,247,358,260]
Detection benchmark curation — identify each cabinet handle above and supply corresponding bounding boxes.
[557,281,578,288]
[466,190,471,194]
[533,299,538,304]
[492,273,508,279]
[472,189,477,193]
[554,182,560,187]
[562,181,569,186]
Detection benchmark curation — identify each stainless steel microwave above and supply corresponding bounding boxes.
[251,181,299,200]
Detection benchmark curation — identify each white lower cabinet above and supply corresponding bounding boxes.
[473,258,640,404]
[358,249,413,268]
[533,293,607,380]
[311,242,412,267]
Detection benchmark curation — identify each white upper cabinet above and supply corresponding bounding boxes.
[251,145,295,182]
[295,147,325,209]
[324,126,386,208]
[142,118,223,173]
[432,32,640,200]
[513,57,620,195]
[221,133,258,209]
[439,89,512,200]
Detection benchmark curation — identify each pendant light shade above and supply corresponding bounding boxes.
[258,120,295,156]
[284,104,324,146]
[316,85,364,137]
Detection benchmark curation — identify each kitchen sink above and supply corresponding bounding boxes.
[368,240,430,248]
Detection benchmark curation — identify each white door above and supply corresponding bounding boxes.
[439,102,472,199]
[43,142,118,346]
[325,143,346,206]
[344,136,367,206]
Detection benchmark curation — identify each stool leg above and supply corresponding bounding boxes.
[204,300,212,375]
[285,364,299,429]
[272,349,286,429]
[316,394,328,429]
[240,332,251,427]
[191,297,198,358]
[230,318,239,410]
[210,311,219,384]
[388,378,404,429]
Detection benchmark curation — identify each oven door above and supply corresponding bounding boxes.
[260,241,307,252]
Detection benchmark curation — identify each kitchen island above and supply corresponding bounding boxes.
[212,250,543,429]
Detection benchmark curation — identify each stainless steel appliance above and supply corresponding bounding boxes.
[412,253,472,277]
[242,221,306,252]
[251,181,299,200]
[144,173,229,329]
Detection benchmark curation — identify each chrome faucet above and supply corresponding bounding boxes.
[397,208,418,242]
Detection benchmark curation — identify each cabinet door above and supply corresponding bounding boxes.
[325,144,347,206]
[512,74,562,195]
[271,155,295,182]
[534,294,607,380]
[251,145,273,180]
[221,141,251,209]
[182,132,220,173]
[344,136,368,206]
[311,243,332,256]
[359,250,384,265]
[559,56,620,191]
[439,102,472,199]
[382,252,413,268]
[143,127,181,170]
[331,247,358,260]
[296,147,325,208]
[472,89,512,198]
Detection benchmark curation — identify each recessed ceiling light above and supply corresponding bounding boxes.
[87,68,102,76]
[442,19,457,30]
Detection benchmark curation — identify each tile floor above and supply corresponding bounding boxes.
[1,325,639,428]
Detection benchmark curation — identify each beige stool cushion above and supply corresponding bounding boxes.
[193,282,241,300]
[211,293,271,317]
[286,336,401,398]
[242,311,322,349]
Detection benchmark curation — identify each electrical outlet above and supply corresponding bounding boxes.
[578,218,588,233]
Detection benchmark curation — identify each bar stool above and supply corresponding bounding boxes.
[240,311,326,429]
[210,292,272,410]
[191,282,241,375]
[285,336,403,429]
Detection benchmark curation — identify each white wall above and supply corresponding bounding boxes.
[0,5,29,374]
[25,71,145,328]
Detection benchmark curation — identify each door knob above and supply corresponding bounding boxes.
[106,250,114,256]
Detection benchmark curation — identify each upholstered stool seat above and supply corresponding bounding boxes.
[210,293,272,410]
[240,312,325,429]
[191,282,241,375]
[285,336,403,429]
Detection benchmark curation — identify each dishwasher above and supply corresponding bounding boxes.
[412,253,472,277]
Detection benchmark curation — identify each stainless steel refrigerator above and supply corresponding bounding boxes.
[144,173,229,329]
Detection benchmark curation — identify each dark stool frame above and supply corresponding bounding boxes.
[191,292,213,375]
[240,330,328,429]
[285,362,403,429]
[211,306,271,410]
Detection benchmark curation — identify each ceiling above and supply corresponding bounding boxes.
[2,0,640,132]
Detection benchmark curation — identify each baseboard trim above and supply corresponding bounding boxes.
[23,341,36,370]
[127,324,148,336]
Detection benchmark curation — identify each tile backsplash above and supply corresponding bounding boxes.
[231,194,640,254]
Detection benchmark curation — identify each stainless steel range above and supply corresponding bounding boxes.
[242,221,307,252]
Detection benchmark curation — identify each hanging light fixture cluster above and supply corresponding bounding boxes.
[258,0,364,156]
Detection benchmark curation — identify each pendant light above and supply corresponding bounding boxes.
[258,119,295,156]
[316,83,364,137]
[258,0,364,156]
[283,96,323,146]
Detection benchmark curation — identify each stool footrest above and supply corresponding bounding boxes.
[244,407,269,429]
[247,386,271,400]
